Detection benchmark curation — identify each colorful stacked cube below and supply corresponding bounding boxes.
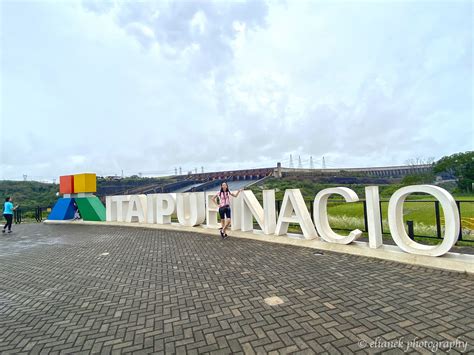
[48,173,106,221]
[59,175,74,194]
[73,173,97,194]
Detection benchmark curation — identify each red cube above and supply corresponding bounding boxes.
[59,175,74,194]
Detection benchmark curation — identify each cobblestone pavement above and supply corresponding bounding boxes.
[0,224,473,354]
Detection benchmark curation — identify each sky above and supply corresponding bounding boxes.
[0,0,472,181]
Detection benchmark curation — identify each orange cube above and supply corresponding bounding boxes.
[59,175,74,194]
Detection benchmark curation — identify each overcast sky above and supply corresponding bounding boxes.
[1,0,472,181]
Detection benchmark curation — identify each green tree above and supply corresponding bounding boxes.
[0,181,58,210]
[434,151,474,192]
[401,173,435,185]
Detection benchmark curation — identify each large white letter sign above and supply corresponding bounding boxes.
[275,189,318,239]
[106,196,116,221]
[241,190,276,235]
[230,193,243,231]
[106,195,130,222]
[314,188,362,244]
[206,191,220,229]
[146,194,171,224]
[126,195,147,223]
[388,185,460,256]
[146,194,157,224]
[365,186,383,249]
[176,192,206,227]
[153,193,176,224]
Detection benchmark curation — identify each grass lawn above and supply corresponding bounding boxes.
[322,194,474,241]
[278,192,474,243]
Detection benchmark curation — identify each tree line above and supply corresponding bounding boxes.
[0,151,472,211]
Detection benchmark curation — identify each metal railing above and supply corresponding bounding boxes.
[275,199,473,244]
[13,207,49,224]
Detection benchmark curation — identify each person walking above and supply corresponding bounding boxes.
[212,182,242,239]
[3,197,18,234]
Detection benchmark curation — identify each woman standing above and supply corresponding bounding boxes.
[3,197,18,234]
[212,182,242,239]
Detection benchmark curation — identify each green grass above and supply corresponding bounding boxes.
[251,178,474,243]
[325,196,473,239]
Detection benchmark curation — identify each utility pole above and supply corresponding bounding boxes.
[298,155,302,169]
[322,156,326,169]
[289,154,294,168]
[121,169,124,178]
[310,156,314,169]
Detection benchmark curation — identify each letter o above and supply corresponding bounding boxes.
[388,185,460,256]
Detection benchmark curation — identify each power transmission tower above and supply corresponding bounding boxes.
[138,172,142,178]
[310,156,314,169]
[201,166,204,173]
[52,178,56,184]
[194,168,197,174]
[289,155,294,168]
[298,155,302,169]
[121,169,124,178]
[179,167,182,175]
[322,156,326,169]
[23,174,27,181]
[174,168,177,175]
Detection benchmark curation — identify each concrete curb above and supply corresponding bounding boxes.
[44,220,474,274]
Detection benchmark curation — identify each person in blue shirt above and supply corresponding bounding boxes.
[3,197,18,233]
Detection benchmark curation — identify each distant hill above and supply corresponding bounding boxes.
[0,170,455,212]
[0,177,175,211]
[97,176,177,196]
[0,180,58,210]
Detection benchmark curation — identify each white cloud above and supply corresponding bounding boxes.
[0,0,472,180]
[190,10,208,36]
[125,22,156,47]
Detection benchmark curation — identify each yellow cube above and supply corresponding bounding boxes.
[73,173,97,193]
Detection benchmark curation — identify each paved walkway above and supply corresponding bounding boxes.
[0,224,472,354]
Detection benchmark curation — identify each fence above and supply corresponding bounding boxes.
[275,199,473,244]
[13,207,49,224]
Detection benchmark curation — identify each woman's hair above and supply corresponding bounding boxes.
[5,197,10,202]
[219,182,229,195]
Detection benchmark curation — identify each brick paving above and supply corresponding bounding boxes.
[0,224,473,354]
